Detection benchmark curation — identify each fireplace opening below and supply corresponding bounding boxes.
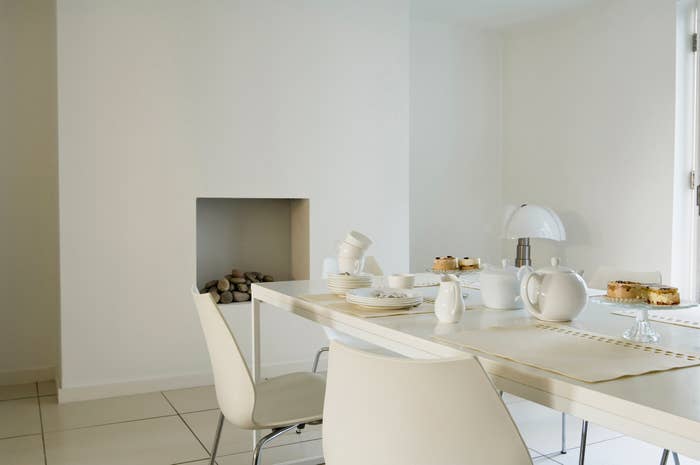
[196,197,309,305]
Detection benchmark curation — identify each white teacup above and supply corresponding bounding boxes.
[387,273,415,289]
[337,240,364,259]
[338,256,364,274]
[344,230,373,250]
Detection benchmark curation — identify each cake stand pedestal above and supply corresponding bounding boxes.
[622,308,660,343]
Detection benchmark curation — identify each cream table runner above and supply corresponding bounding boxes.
[612,308,700,330]
[434,323,700,382]
[300,294,434,318]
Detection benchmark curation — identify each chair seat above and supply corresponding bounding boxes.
[253,372,325,428]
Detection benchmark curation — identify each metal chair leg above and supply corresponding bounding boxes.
[660,449,670,465]
[210,412,225,465]
[498,390,503,397]
[673,451,681,465]
[312,346,329,373]
[578,420,588,465]
[561,412,567,454]
[252,424,299,465]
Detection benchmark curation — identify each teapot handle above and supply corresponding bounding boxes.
[521,271,544,317]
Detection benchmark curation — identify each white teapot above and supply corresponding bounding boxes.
[520,257,587,322]
[434,275,465,323]
[480,259,526,309]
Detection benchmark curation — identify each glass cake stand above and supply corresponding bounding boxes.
[590,296,695,343]
[425,267,481,276]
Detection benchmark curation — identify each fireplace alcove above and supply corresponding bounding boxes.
[196,197,310,306]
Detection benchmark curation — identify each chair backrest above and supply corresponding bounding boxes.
[588,266,662,290]
[192,287,256,429]
[323,342,532,465]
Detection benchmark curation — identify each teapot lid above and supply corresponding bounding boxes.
[537,257,576,274]
[482,259,519,277]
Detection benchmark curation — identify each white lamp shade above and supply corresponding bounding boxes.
[505,204,566,241]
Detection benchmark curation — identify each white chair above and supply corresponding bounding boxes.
[587,266,662,289]
[323,341,533,465]
[192,288,325,465]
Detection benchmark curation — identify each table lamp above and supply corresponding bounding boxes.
[505,204,566,267]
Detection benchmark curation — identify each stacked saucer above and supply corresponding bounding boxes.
[327,273,373,295]
[346,288,423,310]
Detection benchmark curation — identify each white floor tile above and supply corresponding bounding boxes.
[215,439,323,465]
[531,448,559,461]
[181,409,321,457]
[0,434,44,465]
[40,392,176,432]
[556,436,700,465]
[38,380,57,396]
[0,383,36,401]
[163,385,218,413]
[0,398,41,439]
[532,452,563,464]
[44,416,208,465]
[507,401,622,455]
[181,410,253,456]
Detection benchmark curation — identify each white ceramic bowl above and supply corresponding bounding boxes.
[387,273,415,289]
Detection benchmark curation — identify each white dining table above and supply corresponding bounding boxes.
[249,280,700,459]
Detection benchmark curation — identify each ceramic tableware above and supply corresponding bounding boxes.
[346,287,422,309]
[338,256,364,274]
[337,240,364,259]
[434,275,465,323]
[520,257,587,322]
[387,273,415,289]
[344,230,373,250]
[480,259,524,309]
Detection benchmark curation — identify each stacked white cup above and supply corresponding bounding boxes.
[337,231,373,274]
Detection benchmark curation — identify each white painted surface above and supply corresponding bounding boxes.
[409,19,503,271]
[57,0,409,397]
[410,0,600,29]
[0,0,59,382]
[501,0,678,280]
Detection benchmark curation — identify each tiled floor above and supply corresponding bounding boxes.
[0,380,697,465]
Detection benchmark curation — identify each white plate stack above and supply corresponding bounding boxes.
[327,273,373,295]
[346,288,423,310]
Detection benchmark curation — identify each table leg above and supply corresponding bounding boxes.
[252,298,261,448]
[579,420,588,465]
[252,298,261,383]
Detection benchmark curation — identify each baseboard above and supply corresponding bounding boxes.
[0,366,55,386]
[57,359,319,403]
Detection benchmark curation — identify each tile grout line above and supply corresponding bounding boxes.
[160,391,213,458]
[530,447,564,465]
[35,383,48,465]
[0,432,47,441]
[560,432,627,453]
[0,395,41,402]
[40,413,181,434]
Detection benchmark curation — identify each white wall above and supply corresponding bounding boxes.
[0,0,59,384]
[57,0,409,399]
[409,19,503,271]
[501,0,678,280]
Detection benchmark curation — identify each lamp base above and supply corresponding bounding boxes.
[515,238,531,268]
